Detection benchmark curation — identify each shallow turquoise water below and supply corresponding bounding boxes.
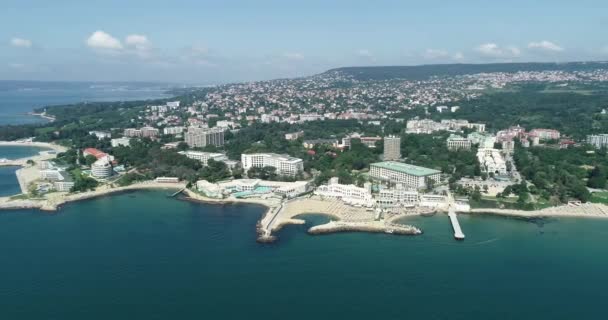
[0,145,48,160]
[0,146,46,196]
[0,190,607,319]
[0,166,20,196]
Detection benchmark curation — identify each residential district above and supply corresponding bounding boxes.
[3,67,608,241]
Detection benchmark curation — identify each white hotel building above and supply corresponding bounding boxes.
[179,151,228,166]
[314,177,374,207]
[447,134,472,151]
[241,153,303,177]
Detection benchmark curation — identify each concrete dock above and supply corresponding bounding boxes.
[448,211,465,240]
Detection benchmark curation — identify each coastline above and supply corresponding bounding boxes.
[0,140,67,153]
[0,181,187,211]
[27,112,56,122]
[468,203,608,219]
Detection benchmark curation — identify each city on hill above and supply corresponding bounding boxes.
[3,61,608,231]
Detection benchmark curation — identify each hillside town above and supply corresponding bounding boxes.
[4,67,608,236]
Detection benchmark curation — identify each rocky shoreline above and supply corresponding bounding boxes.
[308,220,422,236]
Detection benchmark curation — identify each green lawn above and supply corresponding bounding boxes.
[590,191,608,204]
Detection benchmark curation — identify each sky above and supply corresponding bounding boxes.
[2,0,608,84]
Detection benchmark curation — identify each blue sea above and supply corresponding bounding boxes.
[0,190,606,319]
[0,80,174,125]
[1,84,608,319]
[0,145,47,196]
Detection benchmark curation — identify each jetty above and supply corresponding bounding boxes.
[169,188,186,197]
[446,192,465,240]
[448,210,465,240]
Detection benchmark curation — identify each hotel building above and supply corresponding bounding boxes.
[241,153,303,177]
[383,135,401,160]
[587,134,608,149]
[447,134,472,151]
[369,161,441,190]
[184,127,225,148]
[179,151,228,166]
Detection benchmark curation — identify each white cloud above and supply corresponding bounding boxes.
[283,52,304,60]
[10,37,32,48]
[86,31,123,50]
[453,52,465,61]
[528,40,563,52]
[8,63,25,69]
[475,43,521,59]
[125,34,150,51]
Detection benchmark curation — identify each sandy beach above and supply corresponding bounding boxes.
[255,196,423,242]
[0,140,67,153]
[469,203,608,219]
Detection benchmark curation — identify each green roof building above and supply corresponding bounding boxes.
[370,161,441,189]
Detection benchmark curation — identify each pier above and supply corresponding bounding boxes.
[169,188,186,197]
[448,210,465,240]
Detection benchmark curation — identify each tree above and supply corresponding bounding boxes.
[587,166,607,189]
[471,189,482,202]
[85,155,98,166]
[71,176,98,192]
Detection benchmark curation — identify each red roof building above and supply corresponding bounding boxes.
[83,148,108,159]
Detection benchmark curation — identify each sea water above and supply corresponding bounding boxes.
[0,190,606,319]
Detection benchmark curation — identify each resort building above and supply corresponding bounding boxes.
[314,177,374,207]
[40,169,64,181]
[54,171,74,192]
[179,151,228,166]
[477,148,507,175]
[91,157,113,178]
[406,119,485,134]
[83,148,114,161]
[383,135,401,160]
[89,131,111,140]
[587,134,608,149]
[529,129,560,141]
[123,127,159,138]
[467,132,496,148]
[446,134,471,151]
[141,127,159,138]
[369,161,441,190]
[241,153,303,176]
[420,194,448,208]
[155,177,180,183]
[184,127,225,148]
[302,139,339,149]
[196,179,311,199]
[376,187,419,207]
[360,136,382,148]
[124,128,142,137]
[285,131,304,141]
[111,137,131,148]
[163,126,185,135]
